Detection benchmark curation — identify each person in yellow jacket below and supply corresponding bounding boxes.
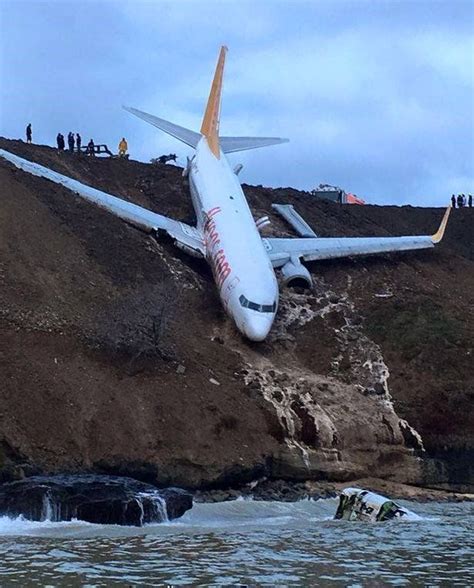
[118,137,128,157]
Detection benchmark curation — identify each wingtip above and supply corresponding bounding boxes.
[431,205,451,244]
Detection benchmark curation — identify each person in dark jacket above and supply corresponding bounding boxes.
[87,139,95,156]
[469,194,472,208]
[26,123,32,143]
[67,132,75,152]
[76,133,82,153]
[457,194,463,208]
[56,133,65,151]
[451,194,456,208]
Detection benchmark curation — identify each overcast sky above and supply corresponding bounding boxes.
[1,0,473,205]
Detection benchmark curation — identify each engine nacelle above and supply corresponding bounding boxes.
[281,259,313,288]
[255,215,271,233]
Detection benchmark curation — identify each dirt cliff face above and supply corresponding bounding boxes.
[1,138,472,491]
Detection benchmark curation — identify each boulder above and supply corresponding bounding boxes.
[0,474,192,526]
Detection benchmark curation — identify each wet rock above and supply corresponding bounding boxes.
[245,479,337,502]
[159,487,194,519]
[194,488,241,503]
[0,475,192,526]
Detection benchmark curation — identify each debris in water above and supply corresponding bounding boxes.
[334,487,420,522]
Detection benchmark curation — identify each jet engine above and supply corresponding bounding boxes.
[281,258,313,288]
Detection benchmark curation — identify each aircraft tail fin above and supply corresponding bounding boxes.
[220,136,289,153]
[200,45,227,158]
[125,47,289,157]
[123,106,201,149]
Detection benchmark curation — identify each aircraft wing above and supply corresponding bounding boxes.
[0,148,205,256]
[263,207,451,267]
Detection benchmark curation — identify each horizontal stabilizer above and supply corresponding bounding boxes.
[123,106,201,149]
[220,136,289,154]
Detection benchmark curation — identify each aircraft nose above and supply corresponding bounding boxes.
[243,315,273,341]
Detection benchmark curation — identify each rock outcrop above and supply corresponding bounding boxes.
[0,138,472,493]
[0,475,192,525]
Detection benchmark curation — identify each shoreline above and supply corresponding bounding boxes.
[194,478,474,504]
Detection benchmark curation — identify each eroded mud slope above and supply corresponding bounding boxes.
[1,138,472,491]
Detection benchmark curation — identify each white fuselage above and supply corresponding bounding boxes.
[189,137,278,340]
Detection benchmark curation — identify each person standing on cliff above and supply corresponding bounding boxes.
[469,194,472,208]
[457,194,463,208]
[26,123,32,144]
[451,194,456,208]
[56,133,65,152]
[118,137,128,157]
[67,132,75,152]
[76,133,82,153]
[87,138,95,156]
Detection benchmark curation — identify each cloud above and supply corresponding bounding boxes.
[0,0,472,206]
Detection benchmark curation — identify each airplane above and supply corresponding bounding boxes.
[0,46,451,341]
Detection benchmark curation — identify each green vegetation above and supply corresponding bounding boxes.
[366,297,466,364]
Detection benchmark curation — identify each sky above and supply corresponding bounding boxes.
[1,0,473,206]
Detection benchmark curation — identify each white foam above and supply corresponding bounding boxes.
[0,515,94,536]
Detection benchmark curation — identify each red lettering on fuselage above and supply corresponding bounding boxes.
[203,207,233,288]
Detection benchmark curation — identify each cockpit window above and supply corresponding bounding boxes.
[239,294,276,313]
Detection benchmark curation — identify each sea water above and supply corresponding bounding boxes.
[0,499,472,586]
